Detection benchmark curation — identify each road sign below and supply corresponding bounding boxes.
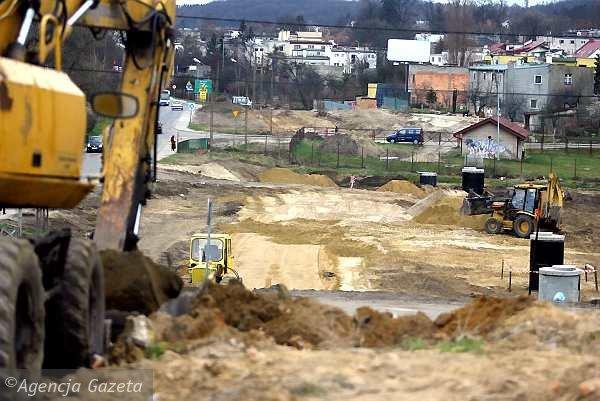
[232,110,240,118]
[194,79,213,94]
[172,84,176,90]
[185,81,193,91]
[187,102,196,111]
[199,88,208,102]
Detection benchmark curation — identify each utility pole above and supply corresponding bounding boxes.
[209,92,214,151]
[496,66,501,160]
[221,35,225,93]
[244,107,248,147]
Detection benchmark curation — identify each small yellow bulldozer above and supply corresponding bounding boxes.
[463,173,564,238]
[188,233,237,284]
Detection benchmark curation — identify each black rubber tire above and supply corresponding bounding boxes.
[484,218,502,234]
[513,215,535,238]
[44,238,105,368]
[0,239,45,373]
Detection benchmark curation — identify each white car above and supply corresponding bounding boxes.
[171,101,183,111]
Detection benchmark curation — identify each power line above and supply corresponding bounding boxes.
[175,14,591,40]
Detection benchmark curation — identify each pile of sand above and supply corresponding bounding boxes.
[199,162,241,181]
[377,180,425,198]
[258,168,337,187]
[413,195,488,229]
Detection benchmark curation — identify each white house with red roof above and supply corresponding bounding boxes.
[575,39,600,59]
[453,116,529,160]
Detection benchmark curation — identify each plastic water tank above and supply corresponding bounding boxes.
[419,172,437,187]
[539,265,582,303]
[461,167,485,195]
[529,232,565,292]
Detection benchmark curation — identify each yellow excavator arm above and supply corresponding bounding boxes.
[0,0,176,250]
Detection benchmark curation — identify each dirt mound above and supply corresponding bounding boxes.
[435,296,534,337]
[102,250,183,315]
[377,180,425,198]
[258,167,337,187]
[413,195,488,229]
[144,282,354,349]
[354,307,436,347]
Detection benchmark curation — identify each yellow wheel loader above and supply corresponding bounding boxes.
[0,0,175,372]
[463,173,564,238]
[189,233,236,284]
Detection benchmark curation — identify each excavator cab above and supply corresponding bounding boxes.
[189,233,235,284]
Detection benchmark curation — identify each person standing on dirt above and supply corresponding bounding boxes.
[170,135,176,152]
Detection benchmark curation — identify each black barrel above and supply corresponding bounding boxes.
[529,232,565,292]
[419,172,437,187]
[462,167,485,195]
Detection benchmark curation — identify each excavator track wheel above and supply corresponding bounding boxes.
[513,215,535,238]
[0,239,45,373]
[484,218,502,234]
[44,238,105,368]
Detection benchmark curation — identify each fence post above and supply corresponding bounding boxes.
[520,155,524,179]
[541,131,545,153]
[411,150,414,172]
[574,158,577,179]
[264,134,268,155]
[361,147,364,169]
[386,148,389,170]
[550,157,553,173]
[590,139,593,156]
[336,143,340,169]
[244,107,248,148]
[565,137,568,153]
[493,156,496,178]
[311,142,314,165]
[437,151,441,174]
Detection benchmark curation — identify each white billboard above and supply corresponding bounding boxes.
[387,39,430,63]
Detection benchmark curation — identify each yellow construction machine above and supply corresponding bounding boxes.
[0,0,175,371]
[188,233,236,284]
[463,174,564,238]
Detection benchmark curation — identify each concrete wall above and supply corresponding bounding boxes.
[460,123,522,159]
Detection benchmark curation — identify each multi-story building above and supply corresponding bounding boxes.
[537,36,590,56]
[330,46,377,73]
[469,62,594,130]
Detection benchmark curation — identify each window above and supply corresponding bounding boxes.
[530,99,538,109]
[559,39,564,44]
[321,46,325,50]
[308,44,314,49]
[483,72,487,80]
[564,73,573,85]
[293,44,300,50]
[534,75,542,84]
[191,238,224,262]
[570,40,575,44]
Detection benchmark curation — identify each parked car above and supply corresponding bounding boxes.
[386,128,423,144]
[171,100,183,111]
[159,89,170,106]
[86,136,103,153]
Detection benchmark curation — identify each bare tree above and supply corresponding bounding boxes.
[445,0,475,67]
[503,92,526,121]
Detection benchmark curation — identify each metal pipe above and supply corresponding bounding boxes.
[67,0,95,26]
[17,8,35,45]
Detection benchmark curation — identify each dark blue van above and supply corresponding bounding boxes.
[386,128,423,144]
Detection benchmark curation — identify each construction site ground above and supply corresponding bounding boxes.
[12,150,600,399]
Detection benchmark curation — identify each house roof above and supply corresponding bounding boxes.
[519,39,548,53]
[453,116,529,140]
[575,39,600,58]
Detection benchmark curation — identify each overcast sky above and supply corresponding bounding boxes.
[175,0,555,8]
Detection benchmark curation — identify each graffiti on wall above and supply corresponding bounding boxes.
[465,137,507,159]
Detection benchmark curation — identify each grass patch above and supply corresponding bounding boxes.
[437,337,484,354]
[159,147,280,168]
[401,337,427,351]
[145,343,167,359]
[89,117,111,137]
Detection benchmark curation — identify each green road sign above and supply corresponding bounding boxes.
[194,79,213,94]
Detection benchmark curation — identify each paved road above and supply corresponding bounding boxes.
[82,104,292,177]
